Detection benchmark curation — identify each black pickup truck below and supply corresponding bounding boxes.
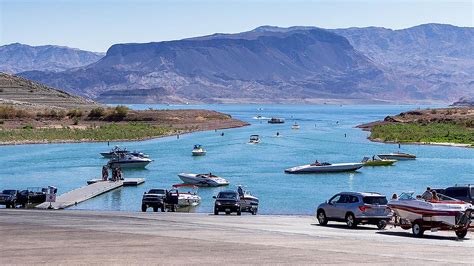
[0,190,20,208]
[141,189,179,212]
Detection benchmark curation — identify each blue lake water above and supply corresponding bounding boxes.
[1,104,473,214]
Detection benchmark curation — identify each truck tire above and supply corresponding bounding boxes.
[252,209,257,215]
[153,206,158,212]
[237,210,241,216]
[455,229,468,239]
[161,205,165,212]
[6,204,10,209]
[412,221,424,237]
[141,204,147,212]
[11,201,16,208]
[214,208,219,215]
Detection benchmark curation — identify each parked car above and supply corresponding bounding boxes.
[0,190,20,208]
[316,192,392,229]
[141,189,178,212]
[436,185,474,204]
[213,190,241,215]
[17,187,48,207]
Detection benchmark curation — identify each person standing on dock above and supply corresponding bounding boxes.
[102,165,109,181]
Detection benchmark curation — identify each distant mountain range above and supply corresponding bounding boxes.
[9,23,474,104]
[0,43,104,73]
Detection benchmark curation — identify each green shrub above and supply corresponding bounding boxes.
[67,109,84,118]
[105,105,129,121]
[88,107,106,119]
[22,124,34,129]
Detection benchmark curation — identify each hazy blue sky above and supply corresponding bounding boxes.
[1,0,473,52]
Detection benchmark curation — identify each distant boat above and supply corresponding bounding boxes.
[191,144,206,156]
[108,154,152,169]
[249,135,260,144]
[377,152,416,160]
[177,173,229,187]
[285,161,364,174]
[253,115,269,120]
[362,156,397,166]
[291,122,300,130]
[268,118,285,124]
[100,146,149,158]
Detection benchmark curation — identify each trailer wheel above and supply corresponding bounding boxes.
[455,229,468,239]
[141,204,147,212]
[377,220,387,230]
[412,221,424,237]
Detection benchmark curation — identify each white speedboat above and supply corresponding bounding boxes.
[291,123,300,130]
[388,192,473,238]
[249,135,260,144]
[377,152,416,160]
[285,161,364,174]
[108,154,152,169]
[192,144,206,156]
[171,184,201,207]
[177,173,229,187]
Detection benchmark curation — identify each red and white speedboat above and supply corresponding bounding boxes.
[388,192,473,238]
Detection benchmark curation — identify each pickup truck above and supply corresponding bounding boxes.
[0,190,20,208]
[141,189,179,212]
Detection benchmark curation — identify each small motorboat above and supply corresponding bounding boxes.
[171,184,201,207]
[249,135,260,144]
[388,192,473,238]
[362,156,397,166]
[377,152,416,160]
[268,117,285,124]
[101,146,149,158]
[253,115,269,120]
[108,153,153,169]
[291,122,300,130]
[192,144,207,156]
[237,185,259,215]
[177,173,229,187]
[285,161,364,174]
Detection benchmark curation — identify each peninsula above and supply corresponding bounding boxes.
[358,107,474,147]
[0,72,248,145]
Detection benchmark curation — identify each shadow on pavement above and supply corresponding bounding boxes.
[376,231,470,241]
[310,223,378,231]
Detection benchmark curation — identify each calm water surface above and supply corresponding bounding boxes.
[1,104,473,214]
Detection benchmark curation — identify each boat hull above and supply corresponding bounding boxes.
[192,151,206,156]
[364,160,396,166]
[109,160,151,169]
[378,154,416,160]
[285,163,364,174]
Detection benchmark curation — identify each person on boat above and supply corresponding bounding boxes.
[117,167,123,181]
[312,160,322,166]
[237,186,244,198]
[391,193,398,200]
[276,132,280,136]
[102,165,109,181]
[421,187,433,200]
[431,191,439,201]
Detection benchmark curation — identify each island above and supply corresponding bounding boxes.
[0,72,248,145]
[358,107,474,147]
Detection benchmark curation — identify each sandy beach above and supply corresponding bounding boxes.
[1,210,473,264]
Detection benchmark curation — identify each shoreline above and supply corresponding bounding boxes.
[367,137,473,148]
[0,123,247,146]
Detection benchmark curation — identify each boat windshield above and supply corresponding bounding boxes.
[398,192,415,200]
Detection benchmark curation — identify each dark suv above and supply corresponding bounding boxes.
[213,190,241,215]
[437,185,474,204]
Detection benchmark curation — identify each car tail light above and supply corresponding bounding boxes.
[358,206,371,212]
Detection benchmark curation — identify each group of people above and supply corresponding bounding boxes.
[102,165,123,182]
[391,186,440,201]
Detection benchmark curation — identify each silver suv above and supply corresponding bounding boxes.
[316,192,392,229]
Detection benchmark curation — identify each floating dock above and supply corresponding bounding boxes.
[36,178,145,209]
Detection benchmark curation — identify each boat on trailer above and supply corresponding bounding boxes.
[388,192,474,238]
[171,184,201,207]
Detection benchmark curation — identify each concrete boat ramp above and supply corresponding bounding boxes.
[36,178,145,209]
